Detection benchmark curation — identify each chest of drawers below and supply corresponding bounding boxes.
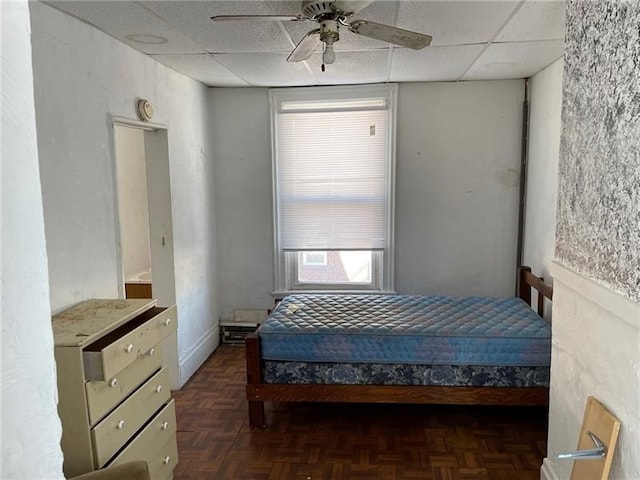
[52,299,179,479]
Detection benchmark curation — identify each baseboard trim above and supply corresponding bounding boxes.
[178,325,219,387]
[540,458,561,480]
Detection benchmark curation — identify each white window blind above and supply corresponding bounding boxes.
[275,101,389,251]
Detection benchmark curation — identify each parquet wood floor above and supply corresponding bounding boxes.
[172,345,548,480]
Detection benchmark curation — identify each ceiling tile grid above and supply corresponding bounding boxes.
[390,44,486,83]
[144,1,296,53]
[463,39,565,80]
[495,0,567,42]
[395,0,522,46]
[150,53,251,86]
[212,53,318,86]
[47,0,206,54]
[46,0,567,87]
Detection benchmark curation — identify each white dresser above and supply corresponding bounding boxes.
[52,299,179,479]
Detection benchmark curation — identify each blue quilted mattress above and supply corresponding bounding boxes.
[259,294,551,366]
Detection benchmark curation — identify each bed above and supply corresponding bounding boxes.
[245,266,553,429]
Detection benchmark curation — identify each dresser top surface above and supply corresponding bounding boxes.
[52,299,157,347]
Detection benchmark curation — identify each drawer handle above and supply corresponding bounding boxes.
[163,456,171,465]
[148,348,156,357]
[161,421,169,430]
[116,420,125,430]
[124,344,134,354]
[155,385,163,393]
[108,378,118,388]
[163,318,172,327]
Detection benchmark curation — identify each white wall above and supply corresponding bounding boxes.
[395,81,524,297]
[29,1,219,385]
[209,89,274,316]
[522,58,563,318]
[0,1,64,477]
[210,81,525,316]
[542,263,640,480]
[114,125,151,280]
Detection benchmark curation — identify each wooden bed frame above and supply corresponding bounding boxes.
[245,266,553,429]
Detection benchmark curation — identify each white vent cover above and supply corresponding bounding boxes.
[233,309,268,324]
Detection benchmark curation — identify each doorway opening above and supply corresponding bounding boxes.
[112,118,179,388]
[114,124,153,299]
[112,118,176,309]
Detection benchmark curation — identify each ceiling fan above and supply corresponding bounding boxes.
[210,0,432,68]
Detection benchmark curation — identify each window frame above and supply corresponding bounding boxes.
[270,84,397,295]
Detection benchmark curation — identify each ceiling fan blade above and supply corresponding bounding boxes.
[287,28,321,62]
[349,20,432,49]
[210,14,305,22]
[333,0,375,15]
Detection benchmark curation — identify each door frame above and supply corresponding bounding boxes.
[111,115,179,388]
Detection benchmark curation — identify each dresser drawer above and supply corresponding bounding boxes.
[85,344,164,425]
[83,305,177,381]
[109,399,176,468]
[91,367,171,467]
[147,435,179,480]
[113,433,179,480]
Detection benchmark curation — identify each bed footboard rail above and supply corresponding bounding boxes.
[247,383,549,406]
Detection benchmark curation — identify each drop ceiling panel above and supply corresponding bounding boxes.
[265,0,307,16]
[463,40,564,80]
[212,53,317,86]
[44,0,568,87]
[496,0,566,42]
[46,1,205,54]
[151,54,250,86]
[305,50,391,85]
[396,0,521,46]
[145,1,295,53]
[390,44,485,82]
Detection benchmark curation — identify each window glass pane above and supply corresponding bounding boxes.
[297,251,372,284]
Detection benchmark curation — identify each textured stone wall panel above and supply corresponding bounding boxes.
[556,0,640,301]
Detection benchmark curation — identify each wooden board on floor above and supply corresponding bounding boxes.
[571,396,620,480]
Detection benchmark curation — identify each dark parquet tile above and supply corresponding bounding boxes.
[173,345,548,480]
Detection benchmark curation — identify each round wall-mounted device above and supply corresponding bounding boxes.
[137,99,154,121]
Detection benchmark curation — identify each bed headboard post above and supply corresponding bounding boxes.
[517,266,532,306]
[517,265,553,317]
[537,287,545,317]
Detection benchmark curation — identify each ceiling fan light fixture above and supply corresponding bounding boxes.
[320,19,339,65]
[323,39,336,64]
[210,0,432,67]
